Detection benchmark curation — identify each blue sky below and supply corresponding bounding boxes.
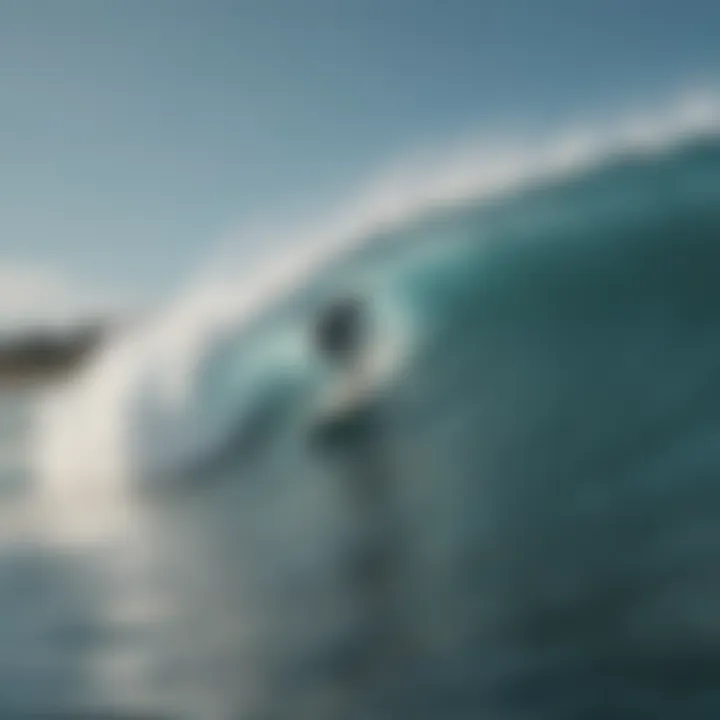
[0,0,719,322]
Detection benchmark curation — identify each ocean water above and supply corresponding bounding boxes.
[4,113,720,717]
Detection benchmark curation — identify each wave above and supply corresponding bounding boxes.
[20,91,720,717]
[33,90,720,507]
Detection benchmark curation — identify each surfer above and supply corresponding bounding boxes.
[310,295,377,440]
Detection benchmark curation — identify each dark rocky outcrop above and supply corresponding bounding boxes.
[0,322,110,385]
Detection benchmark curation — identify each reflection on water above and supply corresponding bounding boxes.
[0,390,171,718]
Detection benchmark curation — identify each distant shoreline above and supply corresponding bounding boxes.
[0,323,109,388]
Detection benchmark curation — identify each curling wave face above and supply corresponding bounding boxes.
[24,102,720,718]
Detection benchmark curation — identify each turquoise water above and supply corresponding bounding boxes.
[6,133,720,717]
